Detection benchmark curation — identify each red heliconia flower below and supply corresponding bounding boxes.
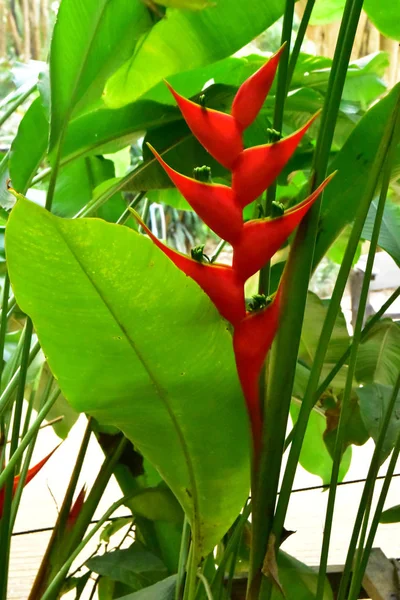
[165,82,243,170]
[233,288,282,454]
[143,50,335,454]
[0,447,58,518]
[232,174,335,282]
[231,45,285,130]
[147,144,243,244]
[133,213,246,326]
[231,113,320,207]
[66,485,86,529]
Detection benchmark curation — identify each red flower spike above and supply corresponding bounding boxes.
[165,81,243,170]
[233,289,282,454]
[232,112,321,207]
[232,174,335,282]
[132,212,246,325]
[67,485,86,529]
[0,446,58,518]
[231,45,285,130]
[147,144,243,244]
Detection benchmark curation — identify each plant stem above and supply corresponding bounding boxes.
[197,573,214,600]
[183,543,199,600]
[116,192,146,225]
[40,494,134,600]
[210,239,227,263]
[0,341,40,417]
[347,413,400,600]
[176,517,191,600]
[250,2,366,599]
[336,370,400,599]
[272,47,400,574]
[258,0,294,297]
[316,91,400,600]
[28,419,93,599]
[287,0,316,87]
[0,274,10,389]
[0,318,33,600]
[0,82,37,128]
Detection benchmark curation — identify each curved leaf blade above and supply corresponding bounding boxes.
[6,198,250,557]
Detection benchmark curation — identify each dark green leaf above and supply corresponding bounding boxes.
[87,543,167,590]
[116,575,176,600]
[6,198,250,557]
[380,503,400,523]
[103,0,286,107]
[49,0,152,148]
[358,383,400,464]
[362,199,400,266]
[356,320,400,386]
[271,551,333,599]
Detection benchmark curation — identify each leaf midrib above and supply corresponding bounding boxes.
[49,212,200,541]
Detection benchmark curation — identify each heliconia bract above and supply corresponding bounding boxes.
[137,49,333,453]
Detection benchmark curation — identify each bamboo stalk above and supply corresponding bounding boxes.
[21,0,30,61]
[0,0,6,59]
[7,9,22,56]
[30,0,40,59]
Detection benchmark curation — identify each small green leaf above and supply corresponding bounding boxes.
[87,543,167,589]
[380,503,400,523]
[356,320,400,386]
[358,383,400,464]
[272,551,333,599]
[362,199,400,266]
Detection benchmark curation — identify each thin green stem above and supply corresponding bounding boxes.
[176,517,191,600]
[197,573,214,600]
[259,1,294,297]
[287,0,316,87]
[348,419,400,600]
[116,192,146,225]
[45,140,63,212]
[40,494,134,600]
[0,388,60,491]
[273,70,400,572]
[183,543,199,600]
[0,275,11,390]
[251,3,366,599]
[0,341,41,417]
[0,83,37,128]
[316,95,400,600]
[210,239,227,263]
[337,372,400,600]
[0,318,33,599]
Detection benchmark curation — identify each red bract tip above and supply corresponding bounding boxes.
[133,213,246,326]
[165,81,243,170]
[147,144,243,244]
[232,174,334,282]
[0,446,58,518]
[231,45,285,130]
[233,289,282,454]
[67,485,86,528]
[232,112,320,207]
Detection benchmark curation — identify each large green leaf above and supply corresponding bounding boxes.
[87,542,167,590]
[313,84,400,267]
[49,0,151,149]
[309,0,345,25]
[272,551,333,600]
[364,0,400,41]
[103,0,286,107]
[362,199,400,266]
[358,383,400,465]
[6,198,250,557]
[356,320,400,386]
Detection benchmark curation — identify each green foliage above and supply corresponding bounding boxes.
[103,0,287,107]
[356,320,400,386]
[6,197,250,558]
[358,383,400,464]
[117,575,176,599]
[362,199,400,266]
[87,542,167,590]
[380,503,400,523]
[364,0,400,41]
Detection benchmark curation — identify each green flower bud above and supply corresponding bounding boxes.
[193,165,212,183]
[271,200,285,218]
[266,128,282,143]
[191,244,211,263]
